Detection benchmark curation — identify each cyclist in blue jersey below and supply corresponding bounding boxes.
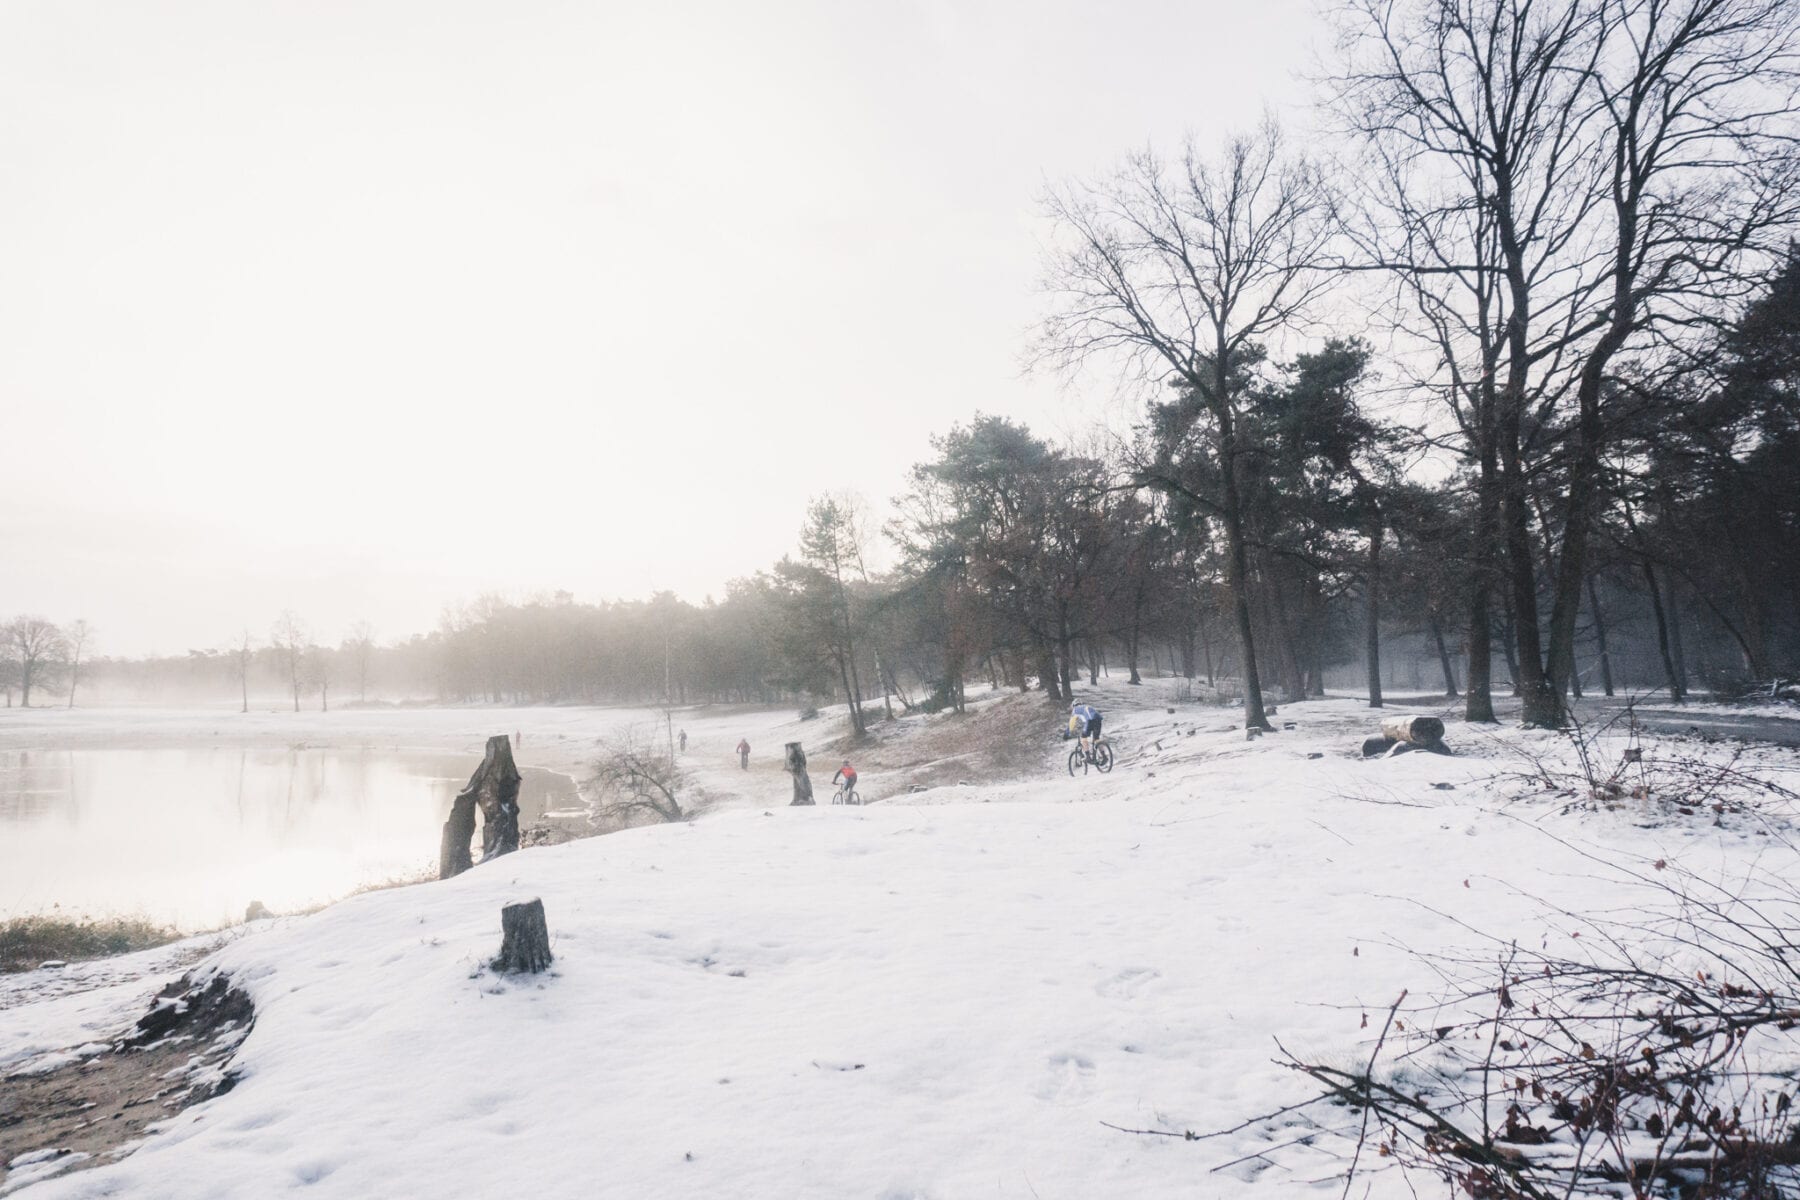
[1067,702,1103,762]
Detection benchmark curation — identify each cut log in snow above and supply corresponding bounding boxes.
[493,898,552,974]
[1381,715,1446,745]
[785,742,814,806]
[439,734,524,880]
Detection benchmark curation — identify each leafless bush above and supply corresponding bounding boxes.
[587,736,704,829]
[1147,853,1800,1198]
[1486,704,1800,832]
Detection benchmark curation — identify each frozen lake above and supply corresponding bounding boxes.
[0,746,581,930]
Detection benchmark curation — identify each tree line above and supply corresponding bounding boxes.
[6,0,1797,727]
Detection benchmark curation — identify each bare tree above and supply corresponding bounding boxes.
[1539,0,1800,713]
[588,735,696,826]
[1038,122,1337,731]
[4,616,68,708]
[231,629,255,713]
[64,619,92,708]
[1333,0,1800,725]
[270,611,307,713]
[345,621,375,704]
[308,644,333,712]
[797,496,870,737]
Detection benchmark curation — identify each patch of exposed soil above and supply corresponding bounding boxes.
[822,691,1064,797]
[0,974,252,1194]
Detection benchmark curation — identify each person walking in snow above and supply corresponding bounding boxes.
[736,738,750,769]
[678,729,688,754]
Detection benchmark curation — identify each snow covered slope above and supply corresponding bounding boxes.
[5,682,1795,1198]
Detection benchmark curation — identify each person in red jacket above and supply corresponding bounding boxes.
[736,738,750,769]
[832,760,858,801]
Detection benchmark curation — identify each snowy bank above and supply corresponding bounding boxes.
[2,683,1796,1197]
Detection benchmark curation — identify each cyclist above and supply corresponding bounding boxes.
[736,738,750,769]
[832,760,858,801]
[1067,701,1103,762]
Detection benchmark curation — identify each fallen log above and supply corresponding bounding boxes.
[1381,715,1446,744]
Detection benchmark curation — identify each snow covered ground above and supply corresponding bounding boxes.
[3,680,1797,1197]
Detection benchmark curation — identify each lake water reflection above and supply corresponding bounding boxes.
[0,747,580,930]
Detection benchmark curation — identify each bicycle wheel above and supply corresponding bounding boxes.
[1067,748,1086,777]
[1094,742,1114,773]
[848,789,861,806]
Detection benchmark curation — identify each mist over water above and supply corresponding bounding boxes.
[0,747,578,930]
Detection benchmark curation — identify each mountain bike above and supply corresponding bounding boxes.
[1067,737,1114,776]
[830,783,862,805]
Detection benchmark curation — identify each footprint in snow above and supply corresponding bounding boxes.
[1095,967,1160,1000]
[1036,1053,1097,1104]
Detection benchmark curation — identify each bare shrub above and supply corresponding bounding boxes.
[587,737,705,829]
[1138,849,1800,1198]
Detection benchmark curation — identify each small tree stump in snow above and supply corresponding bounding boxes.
[785,742,814,806]
[493,898,553,973]
[439,734,525,879]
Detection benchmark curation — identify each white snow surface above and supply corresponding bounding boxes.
[3,682,1796,1198]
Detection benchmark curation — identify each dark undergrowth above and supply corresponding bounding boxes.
[0,915,182,973]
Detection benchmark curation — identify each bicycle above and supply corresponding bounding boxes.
[830,784,862,805]
[1067,737,1114,777]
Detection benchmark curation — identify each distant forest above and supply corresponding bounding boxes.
[7,0,1800,729]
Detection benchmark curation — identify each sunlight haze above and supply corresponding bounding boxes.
[1,0,1314,654]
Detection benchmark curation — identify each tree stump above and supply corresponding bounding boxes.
[493,898,553,973]
[785,741,814,806]
[439,734,525,879]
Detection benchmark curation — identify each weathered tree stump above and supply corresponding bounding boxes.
[1381,715,1446,744]
[493,898,552,973]
[785,741,814,806]
[439,734,525,879]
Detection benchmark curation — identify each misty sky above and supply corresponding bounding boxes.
[1,0,1315,656]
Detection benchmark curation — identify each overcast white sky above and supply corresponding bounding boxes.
[1,0,1318,656]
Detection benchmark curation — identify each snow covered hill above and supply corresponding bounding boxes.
[4,681,1796,1198]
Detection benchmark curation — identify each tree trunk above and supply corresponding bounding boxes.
[1499,599,1522,696]
[1464,441,1499,722]
[1213,389,1273,731]
[1502,444,1556,724]
[1036,642,1063,702]
[1366,526,1384,708]
[1585,573,1614,697]
[1430,615,1460,697]
[439,734,523,879]
[1644,562,1685,702]
[1198,612,1215,687]
[1665,577,1688,696]
[834,652,862,737]
[493,899,553,974]
[785,742,814,805]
